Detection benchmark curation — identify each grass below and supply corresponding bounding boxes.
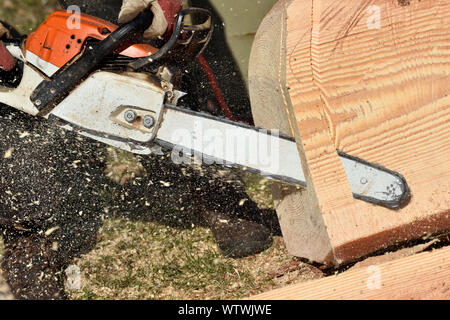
[0,0,60,34]
[242,173,275,209]
[68,218,322,300]
[2,206,324,300]
[68,152,322,300]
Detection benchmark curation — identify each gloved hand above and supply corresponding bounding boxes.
[0,22,15,72]
[118,0,182,39]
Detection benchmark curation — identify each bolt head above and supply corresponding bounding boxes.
[124,110,136,123]
[143,115,154,128]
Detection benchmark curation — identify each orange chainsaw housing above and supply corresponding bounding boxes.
[25,10,157,69]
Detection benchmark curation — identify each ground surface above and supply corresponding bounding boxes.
[0,0,59,34]
[0,165,323,300]
[66,218,322,300]
[0,216,323,300]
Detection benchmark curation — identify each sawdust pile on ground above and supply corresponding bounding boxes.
[64,149,323,300]
[67,219,323,300]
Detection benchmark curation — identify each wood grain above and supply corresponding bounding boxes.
[248,245,450,300]
[249,0,450,265]
[0,272,13,300]
[250,0,335,262]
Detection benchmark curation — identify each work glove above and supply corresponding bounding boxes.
[118,0,182,39]
[0,23,15,72]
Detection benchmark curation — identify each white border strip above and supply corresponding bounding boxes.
[5,44,26,62]
[26,50,60,76]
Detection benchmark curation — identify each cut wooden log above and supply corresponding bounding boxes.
[249,0,450,265]
[248,245,450,300]
[0,272,13,300]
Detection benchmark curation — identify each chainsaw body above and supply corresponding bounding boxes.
[0,9,211,154]
[26,10,158,76]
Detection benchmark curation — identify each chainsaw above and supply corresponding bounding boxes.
[0,8,410,209]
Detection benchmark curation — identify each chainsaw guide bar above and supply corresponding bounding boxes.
[157,105,411,210]
[52,103,410,210]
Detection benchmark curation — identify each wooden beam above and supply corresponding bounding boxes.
[0,273,13,300]
[248,246,450,300]
[249,0,450,265]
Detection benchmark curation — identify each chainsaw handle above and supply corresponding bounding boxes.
[30,8,154,112]
[129,8,213,70]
